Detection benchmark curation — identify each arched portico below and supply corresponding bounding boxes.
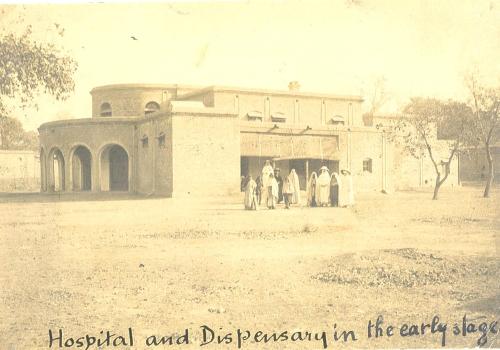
[99,144,129,191]
[48,147,65,192]
[71,145,92,191]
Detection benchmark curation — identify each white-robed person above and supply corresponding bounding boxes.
[244,175,258,210]
[289,169,301,205]
[260,160,274,205]
[339,169,354,207]
[267,173,279,209]
[316,166,331,207]
[306,172,318,207]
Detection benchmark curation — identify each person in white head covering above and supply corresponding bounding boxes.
[306,172,318,207]
[339,169,354,207]
[261,160,274,205]
[330,172,341,207]
[282,173,295,209]
[316,166,331,207]
[244,175,258,210]
[267,173,279,209]
[289,169,301,205]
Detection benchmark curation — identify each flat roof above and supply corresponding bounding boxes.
[179,85,364,101]
[90,83,364,101]
[90,83,203,94]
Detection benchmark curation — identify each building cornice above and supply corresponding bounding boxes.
[38,117,141,131]
[179,85,364,102]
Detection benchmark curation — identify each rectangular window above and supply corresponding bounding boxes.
[363,158,372,173]
[158,133,166,148]
[141,136,149,148]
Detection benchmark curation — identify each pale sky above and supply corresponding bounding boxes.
[1,0,499,131]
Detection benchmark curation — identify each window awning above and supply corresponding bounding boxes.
[271,112,287,122]
[247,111,263,120]
[328,115,345,124]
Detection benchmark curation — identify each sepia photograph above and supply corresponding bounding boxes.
[0,0,498,348]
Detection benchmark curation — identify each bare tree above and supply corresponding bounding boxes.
[397,98,474,200]
[363,76,390,126]
[466,76,499,198]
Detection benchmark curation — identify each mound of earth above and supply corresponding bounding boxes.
[313,248,499,288]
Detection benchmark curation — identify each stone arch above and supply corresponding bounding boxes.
[99,143,129,191]
[70,145,92,191]
[48,147,65,192]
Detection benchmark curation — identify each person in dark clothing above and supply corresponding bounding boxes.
[307,172,318,207]
[240,176,249,192]
[274,168,283,203]
[255,175,262,205]
[330,172,340,207]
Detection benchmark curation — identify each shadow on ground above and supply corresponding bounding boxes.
[462,292,500,315]
[0,192,153,203]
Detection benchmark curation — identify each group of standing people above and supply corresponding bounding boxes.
[243,160,354,210]
[244,160,301,210]
[306,166,354,208]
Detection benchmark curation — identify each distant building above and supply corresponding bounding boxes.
[372,114,460,190]
[0,150,40,192]
[38,83,456,197]
[459,143,500,184]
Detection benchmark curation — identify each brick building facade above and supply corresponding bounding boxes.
[38,83,456,197]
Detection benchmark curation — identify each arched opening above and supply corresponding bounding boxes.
[72,146,92,191]
[48,148,65,192]
[100,102,112,117]
[100,144,129,191]
[40,148,47,192]
[144,101,160,116]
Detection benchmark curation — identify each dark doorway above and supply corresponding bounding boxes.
[109,145,129,191]
[289,159,340,190]
[240,157,250,177]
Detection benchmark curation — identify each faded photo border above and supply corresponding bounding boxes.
[0,1,499,349]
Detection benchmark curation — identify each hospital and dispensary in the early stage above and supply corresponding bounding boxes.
[38,82,459,197]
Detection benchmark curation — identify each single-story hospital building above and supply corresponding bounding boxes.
[38,83,458,197]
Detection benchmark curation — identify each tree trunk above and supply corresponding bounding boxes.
[483,143,494,198]
[433,174,441,200]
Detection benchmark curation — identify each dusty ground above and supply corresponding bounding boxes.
[0,187,498,349]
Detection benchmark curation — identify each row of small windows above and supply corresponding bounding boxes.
[99,101,161,117]
[239,96,350,125]
[246,110,345,125]
[141,132,166,148]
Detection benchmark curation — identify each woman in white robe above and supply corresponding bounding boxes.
[339,170,354,207]
[289,169,301,205]
[261,160,274,204]
[306,172,318,207]
[316,166,331,207]
[267,173,279,209]
[282,174,294,209]
[244,176,258,210]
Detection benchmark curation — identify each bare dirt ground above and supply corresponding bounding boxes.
[0,187,498,349]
